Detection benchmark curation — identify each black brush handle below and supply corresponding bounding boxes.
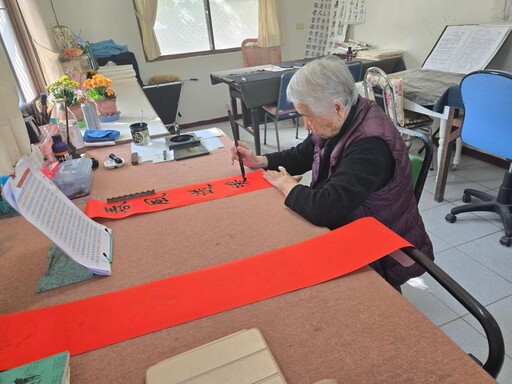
[227,107,246,181]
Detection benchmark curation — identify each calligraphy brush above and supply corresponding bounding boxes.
[226,106,246,182]
[40,93,48,125]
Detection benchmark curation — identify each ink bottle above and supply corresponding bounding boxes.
[346,47,353,62]
[51,134,72,163]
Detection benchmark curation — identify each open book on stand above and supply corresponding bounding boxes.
[1,155,112,275]
[422,24,512,74]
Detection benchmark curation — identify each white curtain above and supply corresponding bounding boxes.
[258,0,280,47]
[0,50,31,175]
[16,0,63,85]
[134,0,161,61]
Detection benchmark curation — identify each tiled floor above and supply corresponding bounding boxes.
[199,119,512,383]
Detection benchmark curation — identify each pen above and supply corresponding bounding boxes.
[109,153,123,164]
[226,106,246,182]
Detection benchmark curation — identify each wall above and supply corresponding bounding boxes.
[42,0,312,125]
[39,0,506,124]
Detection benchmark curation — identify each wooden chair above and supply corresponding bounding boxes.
[241,38,281,67]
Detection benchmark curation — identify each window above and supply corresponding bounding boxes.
[154,0,258,57]
[0,1,37,104]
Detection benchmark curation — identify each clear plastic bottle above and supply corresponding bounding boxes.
[67,119,86,154]
[55,99,68,142]
[81,102,102,130]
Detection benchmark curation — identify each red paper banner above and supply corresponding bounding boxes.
[85,171,271,219]
[0,217,411,370]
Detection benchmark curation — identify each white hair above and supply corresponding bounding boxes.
[286,55,359,117]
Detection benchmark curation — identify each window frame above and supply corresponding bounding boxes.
[148,0,258,61]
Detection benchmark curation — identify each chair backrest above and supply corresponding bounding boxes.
[241,38,282,67]
[363,67,398,124]
[398,127,433,204]
[460,70,512,160]
[347,60,363,82]
[276,70,297,112]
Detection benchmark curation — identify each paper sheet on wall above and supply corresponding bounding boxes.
[305,0,366,58]
[422,24,512,74]
[2,157,112,275]
[338,0,366,24]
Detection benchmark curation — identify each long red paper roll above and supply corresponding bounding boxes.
[85,170,271,219]
[0,217,411,370]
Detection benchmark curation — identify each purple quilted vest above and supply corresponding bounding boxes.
[311,98,433,286]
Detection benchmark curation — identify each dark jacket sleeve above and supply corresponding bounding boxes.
[283,137,395,229]
[264,135,315,175]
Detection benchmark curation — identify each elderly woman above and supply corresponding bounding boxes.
[231,55,433,289]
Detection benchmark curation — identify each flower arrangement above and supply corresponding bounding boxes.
[47,75,82,106]
[83,74,117,101]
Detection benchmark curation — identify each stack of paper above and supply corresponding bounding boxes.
[0,351,70,384]
[98,64,137,82]
[146,329,287,384]
[356,49,403,60]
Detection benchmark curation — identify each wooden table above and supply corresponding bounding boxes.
[0,136,495,383]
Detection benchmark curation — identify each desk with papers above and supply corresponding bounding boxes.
[0,131,497,383]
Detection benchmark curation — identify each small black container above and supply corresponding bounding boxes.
[130,122,149,145]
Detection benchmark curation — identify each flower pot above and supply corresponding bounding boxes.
[94,99,118,116]
[68,104,84,121]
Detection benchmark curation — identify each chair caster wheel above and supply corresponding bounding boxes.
[462,194,472,203]
[499,236,512,247]
[445,213,457,223]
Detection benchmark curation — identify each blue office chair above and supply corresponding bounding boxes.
[445,70,512,247]
[262,70,300,150]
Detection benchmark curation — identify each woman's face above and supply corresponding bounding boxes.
[295,101,347,139]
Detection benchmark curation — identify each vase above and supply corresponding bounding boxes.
[68,104,84,121]
[94,98,118,116]
[55,98,66,123]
